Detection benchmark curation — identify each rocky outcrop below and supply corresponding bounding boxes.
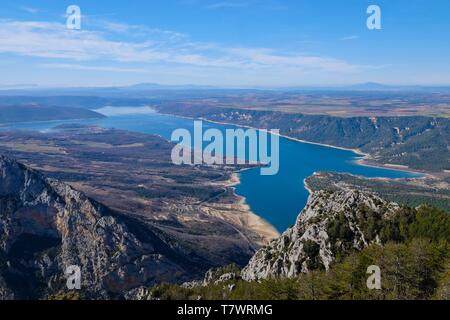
[182,264,240,289]
[241,189,399,281]
[0,156,204,299]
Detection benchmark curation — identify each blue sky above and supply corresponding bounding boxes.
[0,0,449,87]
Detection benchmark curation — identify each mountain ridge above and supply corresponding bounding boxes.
[0,155,207,299]
[0,105,105,124]
[241,189,400,280]
[147,187,450,300]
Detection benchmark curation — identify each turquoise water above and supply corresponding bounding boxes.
[2,112,419,232]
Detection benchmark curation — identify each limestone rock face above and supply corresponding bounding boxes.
[0,156,197,299]
[182,264,240,288]
[241,189,399,281]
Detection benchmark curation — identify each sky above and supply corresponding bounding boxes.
[0,0,449,87]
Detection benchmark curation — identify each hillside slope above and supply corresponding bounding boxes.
[241,190,399,280]
[0,156,209,299]
[148,189,450,300]
[0,105,104,123]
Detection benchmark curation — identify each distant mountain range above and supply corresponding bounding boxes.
[0,84,39,90]
[1,82,450,96]
[275,82,450,92]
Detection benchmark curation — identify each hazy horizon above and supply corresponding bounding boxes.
[2,82,450,91]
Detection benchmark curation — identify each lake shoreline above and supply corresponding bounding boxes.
[0,116,104,128]
[4,110,429,233]
[153,112,432,232]
[225,171,281,239]
[156,111,427,178]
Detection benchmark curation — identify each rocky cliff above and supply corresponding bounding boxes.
[0,156,206,299]
[241,189,400,281]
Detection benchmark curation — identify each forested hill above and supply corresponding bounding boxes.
[0,105,105,124]
[155,104,450,173]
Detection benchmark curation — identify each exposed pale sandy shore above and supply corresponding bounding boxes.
[303,177,314,195]
[354,158,430,178]
[227,172,280,240]
[203,172,280,245]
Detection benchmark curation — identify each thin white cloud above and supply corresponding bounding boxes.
[0,19,382,84]
[0,20,173,62]
[39,63,150,74]
[184,0,287,11]
[206,2,248,9]
[20,6,41,14]
[224,47,372,73]
[92,20,187,40]
[340,35,360,41]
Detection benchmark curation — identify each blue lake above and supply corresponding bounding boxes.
[2,111,420,232]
